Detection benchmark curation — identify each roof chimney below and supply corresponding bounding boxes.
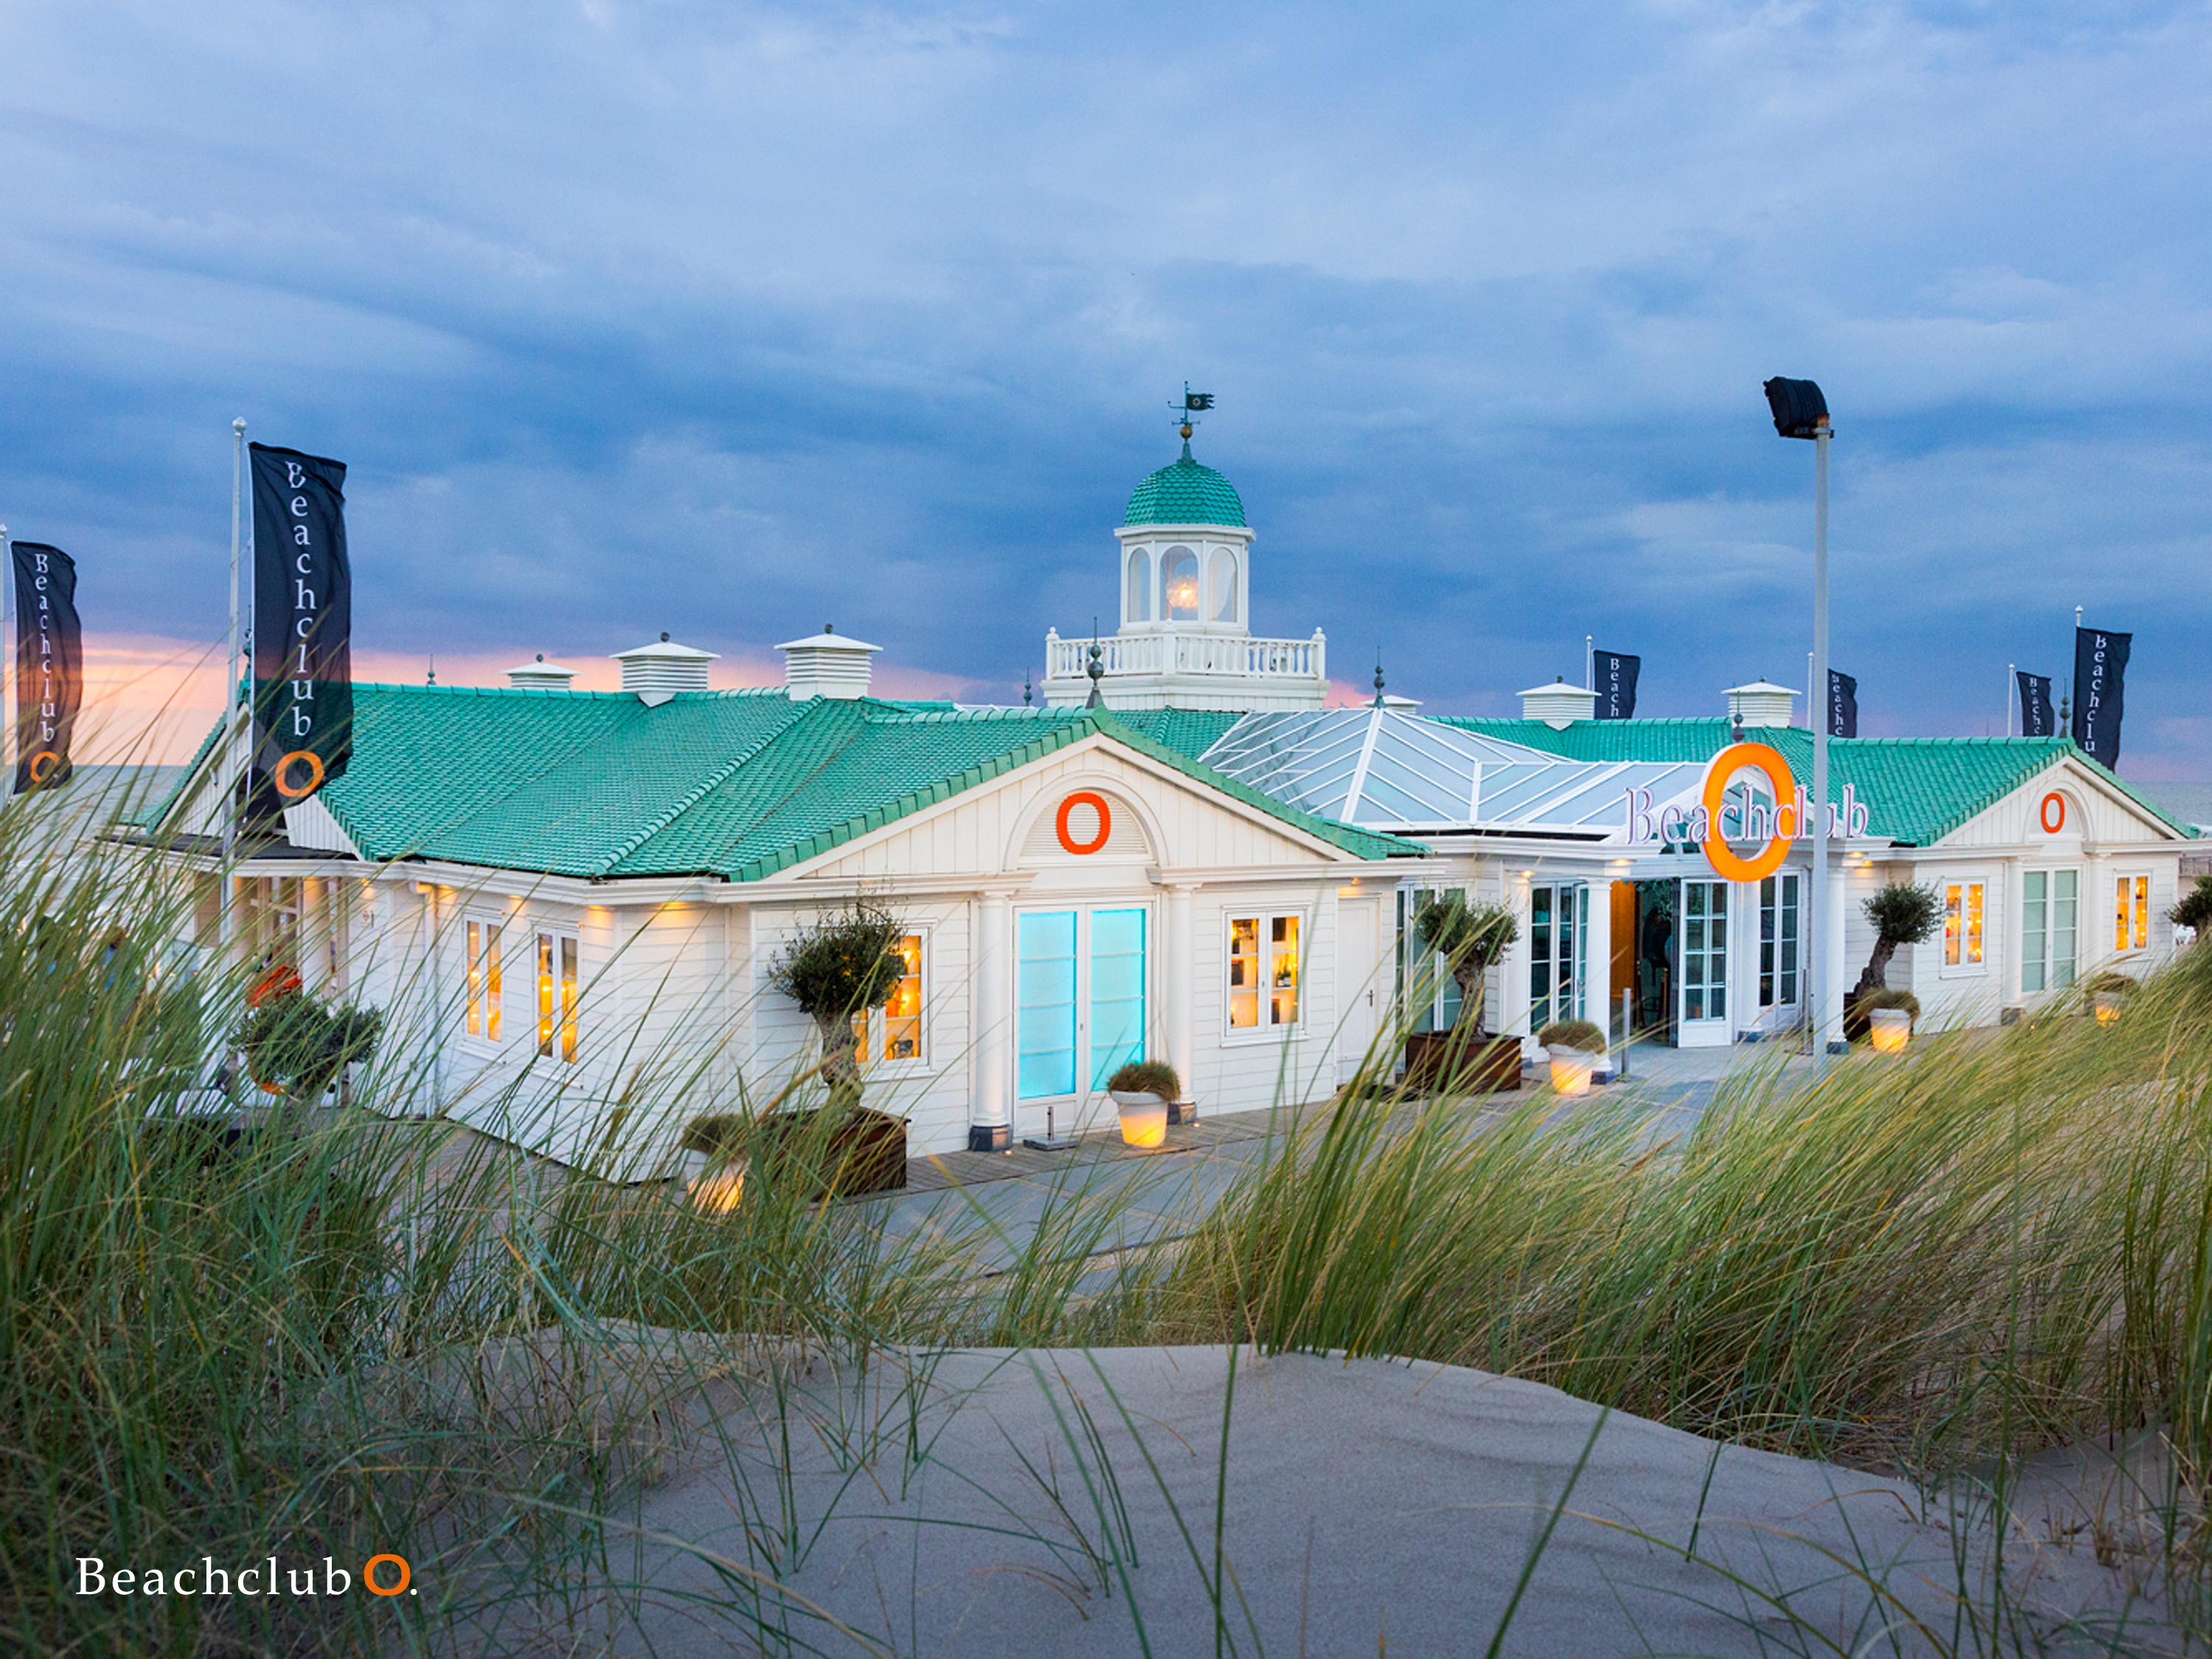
[506,653,578,691]
[1725,679,1798,730]
[779,622,880,701]
[613,633,717,706]
[1519,676,1599,729]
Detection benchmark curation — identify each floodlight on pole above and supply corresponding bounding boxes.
[1764,376,1836,1069]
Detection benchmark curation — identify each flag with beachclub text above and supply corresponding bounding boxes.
[2071,626,2130,771]
[1827,670,1857,739]
[11,540,81,793]
[1593,649,1639,720]
[2017,670,2054,738]
[248,443,352,824]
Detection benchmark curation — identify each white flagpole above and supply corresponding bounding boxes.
[219,420,245,947]
[1584,635,1593,691]
[2006,663,2014,737]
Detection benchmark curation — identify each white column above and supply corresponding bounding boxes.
[1820,861,1848,1052]
[1162,884,1196,1118]
[970,891,1012,1150]
[1580,877,1612,1061]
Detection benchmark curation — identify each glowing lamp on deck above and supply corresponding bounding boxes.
[1548,1051,1595,1096]
[1868,1009,1911,1054]
[686,1164,745,1213]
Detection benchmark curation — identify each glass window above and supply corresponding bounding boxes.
[853,933,925,1065]
[1208,549,1237,622]
[1162,546,1200,621]
[1124,547,1151,624]
[1529,883,1586,1028]
[1759,874,1800,1005]
[1228,915,1301,1031]
[2023,870,2077,994]
[1682,880,1728,1022]
[1943,882,1984,968]
[1270,916,1301,1026]
[467,919,502,1040]
[1089,910,1148,1088]
[1228,917,1262,1029]
[2116,875,2149,953]
[1018,912,1077,1099]
[538,931,579,1062]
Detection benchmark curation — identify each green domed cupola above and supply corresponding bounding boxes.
[1122,442,1246,528]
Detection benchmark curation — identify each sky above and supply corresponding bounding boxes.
[3,1,2208,776]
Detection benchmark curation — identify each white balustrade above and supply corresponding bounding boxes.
[1044,629,1325,684]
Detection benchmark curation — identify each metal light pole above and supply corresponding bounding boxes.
[1764,378,1834,1068]
[219,418,246,951]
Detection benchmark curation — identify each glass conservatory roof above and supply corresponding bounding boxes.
[1198,707,1707,837]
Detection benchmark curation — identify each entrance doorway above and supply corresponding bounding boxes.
[1632,879,1677,1044]
[1677,878,1731,1048]
[1015,906,1149,1135]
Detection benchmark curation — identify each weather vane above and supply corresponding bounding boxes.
[1173,381,1214,442]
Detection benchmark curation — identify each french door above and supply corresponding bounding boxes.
[1015,907,1149,1132]
[1757,873,1801,1015]
[1677,879,1732,1048]
[1528,883,1588,1030]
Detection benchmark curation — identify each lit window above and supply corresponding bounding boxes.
[1208,549,1237,622]
[852,933,925,1065]
[2115,874,2149,952]
[1759,874,1800,1005]
[1943,882,1984,967]
[1162,547,1200,621]
[538,931,579,1062]
[1228,915,1301,1032]
[467,919,502,1040]
[2022,870,2077,995]
[1124,547,1151,623]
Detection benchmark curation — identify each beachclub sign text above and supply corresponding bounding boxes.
[1624,742,1871,882]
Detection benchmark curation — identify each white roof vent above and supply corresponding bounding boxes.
[613,633,718,707]
[1725,679,1798,730]
[779,623,881,702]
[1519,678,1599,729]
[506,653,577,691]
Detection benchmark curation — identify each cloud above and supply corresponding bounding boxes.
[1,0,2208,776]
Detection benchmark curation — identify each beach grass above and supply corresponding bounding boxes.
[6,778,2212,1652]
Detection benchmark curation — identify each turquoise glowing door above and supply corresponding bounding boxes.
[1015,906,1149,1115]
[1088,908,1148,1088]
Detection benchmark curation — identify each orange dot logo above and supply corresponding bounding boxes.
[273,750,326,799]
[1055,790,1111,855]
[2039,791,2066,835]
[25,751,60,785]
[1699,742,1797,884]
[364,1554,410,1596]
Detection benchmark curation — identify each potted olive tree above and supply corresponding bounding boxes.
[1105,1059,1180,1148]
[1844,882,1940,1043]
[1536,1018,1606,1095]
[2171,876,2212,946]
[1403,894,1522,1093]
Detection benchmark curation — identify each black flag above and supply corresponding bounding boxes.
[1592,649,1640,720]
[248,444,352,823]
[2071,625,2130,770]
[1827,669,1857,739]
[2016,670,2053,737]
[1183,391,1214,411]
[11,542,81,793]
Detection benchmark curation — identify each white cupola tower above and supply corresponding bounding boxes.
[1042,403,1326,712]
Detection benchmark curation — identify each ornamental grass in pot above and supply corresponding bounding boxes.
[1537,1018,1606,1096]
[1106,1059,1180,1149]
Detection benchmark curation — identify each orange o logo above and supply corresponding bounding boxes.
[2039,791,2066,835]
[1700,742,1797,883]
[364,1554,410,1596]
[26,751,60,785]
[1054,791,1112,855]
[273,750,326,799]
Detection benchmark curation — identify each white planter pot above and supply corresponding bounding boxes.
[1546,1051,1596,1096]
[1110,1091,1170,1149]
[1868,1008,1912,1054]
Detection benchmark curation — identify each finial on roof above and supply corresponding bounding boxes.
[660,630,670,642]
[426,655,436,686]
[535,653,544,661]
[1085,618,1105,709]
[1173,381,1213,449]
[1372,650,1386,708]
[1023,668,1034,707]
[824,622,834,634]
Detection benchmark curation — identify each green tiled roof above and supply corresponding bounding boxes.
[1123,444,1246,527]
[155,686,1416,880]
[1111,707,1246,759]
[1436,717,2192,846]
